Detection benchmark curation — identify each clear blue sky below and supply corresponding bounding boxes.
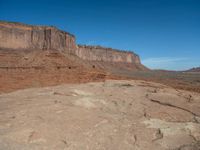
[0,0,200,70]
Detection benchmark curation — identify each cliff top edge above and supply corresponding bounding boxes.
[0,20,75,37]
[0,20,138,56]
[77,44,138,56]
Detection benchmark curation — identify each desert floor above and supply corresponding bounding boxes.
[0,80,200,150]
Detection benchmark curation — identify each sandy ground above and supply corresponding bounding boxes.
[0,80,200,150]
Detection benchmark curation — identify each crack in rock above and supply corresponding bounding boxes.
[149,99,200,118]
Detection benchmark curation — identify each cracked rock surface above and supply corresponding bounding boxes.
[0,80,200,150]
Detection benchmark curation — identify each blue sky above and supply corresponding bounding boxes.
[0,0,200,70]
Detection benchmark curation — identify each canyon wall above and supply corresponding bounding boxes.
[0,21,143,67]
[0,21,76,51]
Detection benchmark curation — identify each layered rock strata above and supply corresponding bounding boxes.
[75,45,141,64]
[0,21,144,67]
[0,21,76,52]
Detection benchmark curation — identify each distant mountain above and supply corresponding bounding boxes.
[185,67,200,72]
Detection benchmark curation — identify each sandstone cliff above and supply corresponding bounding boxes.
[0,21,76,52]
[0,21,146,70]
[75,45,141,64]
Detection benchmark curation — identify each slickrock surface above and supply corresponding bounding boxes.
[0,80,200,150]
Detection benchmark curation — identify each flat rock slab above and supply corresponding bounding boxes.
[0,80,200,150]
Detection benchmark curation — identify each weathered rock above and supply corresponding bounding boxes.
[0,21,145,68]
[0,80,200,150]
[0,21,76,52]
[75,45,141,64]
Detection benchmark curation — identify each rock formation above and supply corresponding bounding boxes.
[0,21,149,92]
[0,21,76,52]
[0,21,144,67]
[75,45,141,64]
[1,80,200,150]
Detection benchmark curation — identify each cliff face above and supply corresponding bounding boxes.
[75,45,141,64]
[0,21,76,51]
[0,21,145,69]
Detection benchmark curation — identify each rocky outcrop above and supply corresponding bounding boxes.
[74,45,141,64]
[0,21,76,52]
[0,21,145,69]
